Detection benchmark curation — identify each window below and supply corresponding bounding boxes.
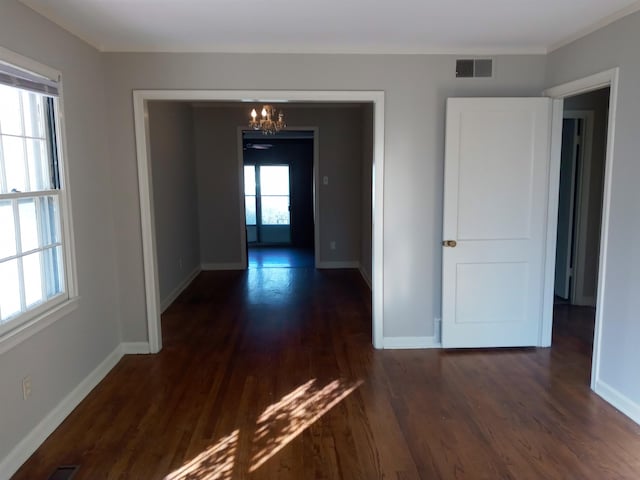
[0,52,74,342]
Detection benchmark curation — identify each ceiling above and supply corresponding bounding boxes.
[19,0,640,54]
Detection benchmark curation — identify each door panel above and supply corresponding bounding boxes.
[442,98,553,348]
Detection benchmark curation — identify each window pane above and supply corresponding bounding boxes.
[0,259,21,321]
[40,195,60,246]
[23,251,43,307]
[3,135,27,192]
[26,138,51,191]
[22,91,45,138]
[43,246,64,298]
[0,200,16,259]
[244,165,256,195]
[261,196,290,225]
[245,195,256,225]
[260,166,289,195]
[19,198,39,252]
[0,84,23,136]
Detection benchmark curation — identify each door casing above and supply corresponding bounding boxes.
[543,68,619,390]
[133,90,385,353]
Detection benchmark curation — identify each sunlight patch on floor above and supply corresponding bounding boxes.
[164,429,239,480]
[249,378,363,472]
[163,378,362,479]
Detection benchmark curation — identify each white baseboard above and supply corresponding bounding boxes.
[316,261,360,269]
[201,262,244,271]
[382,336,442,349]
[160,266,201,312]
[359,265,372,290]
[0,344,124,479]
[121,342,151,355]
[595,379,640,425]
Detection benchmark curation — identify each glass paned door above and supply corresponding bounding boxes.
[244,165,291,244]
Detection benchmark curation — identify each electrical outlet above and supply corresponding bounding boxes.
[330,241,336,250]
[22,376,32,400]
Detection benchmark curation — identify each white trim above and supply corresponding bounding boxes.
[382,336,441,349]
[0,46,60,82]
[316,261,360,269]
[542,68,619,393]
[543,69,616,99]
[0,344,123,479]
[594,380,640,425]
[160,266,201,312]
[0,47,79,354]
[121,342,151,354]
[548,1,640,53]
[103,46,548,55]
[564,111,596,307]
[133,89,385,352]
[0,298,79,355]
[133,93,162,353]
[201,262,245,271]
[359,265,372,289]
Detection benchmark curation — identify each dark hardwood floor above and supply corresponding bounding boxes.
[12,268,640,479]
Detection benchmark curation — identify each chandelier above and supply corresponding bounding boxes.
[249,105,286,135]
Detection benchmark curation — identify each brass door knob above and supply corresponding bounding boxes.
[442,240,457,248]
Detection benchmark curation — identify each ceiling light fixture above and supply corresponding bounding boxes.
[249,105,286,135]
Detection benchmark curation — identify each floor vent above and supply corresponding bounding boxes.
[456,59,493,78]
[48,465,79,480]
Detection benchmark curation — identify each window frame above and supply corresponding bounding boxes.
[0,47,79,354]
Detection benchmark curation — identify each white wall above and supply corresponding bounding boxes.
[103,52,547,342]
[192,107,246,266]
[0,0,119,468]
[547,11,640,417]
[148,102,200,306]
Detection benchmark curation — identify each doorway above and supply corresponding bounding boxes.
[543,68,619,392]
[244,164,292,246]
[133,90,385,352]
[242,131,316,270]
[552,87,610,361]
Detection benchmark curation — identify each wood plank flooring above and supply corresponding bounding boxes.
[12,268,640,479]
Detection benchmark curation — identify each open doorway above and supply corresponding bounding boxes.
[133,91,385,352]
[552,87,610,365]
[242,132,315,269]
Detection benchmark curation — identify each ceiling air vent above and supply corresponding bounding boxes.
[456,59,493,78]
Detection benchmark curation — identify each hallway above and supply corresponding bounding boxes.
[248,247,314,269]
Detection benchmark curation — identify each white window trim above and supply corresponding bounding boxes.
[0,47,79,353]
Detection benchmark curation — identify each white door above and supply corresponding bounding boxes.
[442,98,553,348]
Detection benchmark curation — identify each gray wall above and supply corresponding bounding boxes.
[547,11,640,411]
[360,103,374,285]
[0,0,119,465]
[102,53,547,341]
[192,107,245,265]
[565,89,609,303]
[148,102,200,305]
[193,105,364,266]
